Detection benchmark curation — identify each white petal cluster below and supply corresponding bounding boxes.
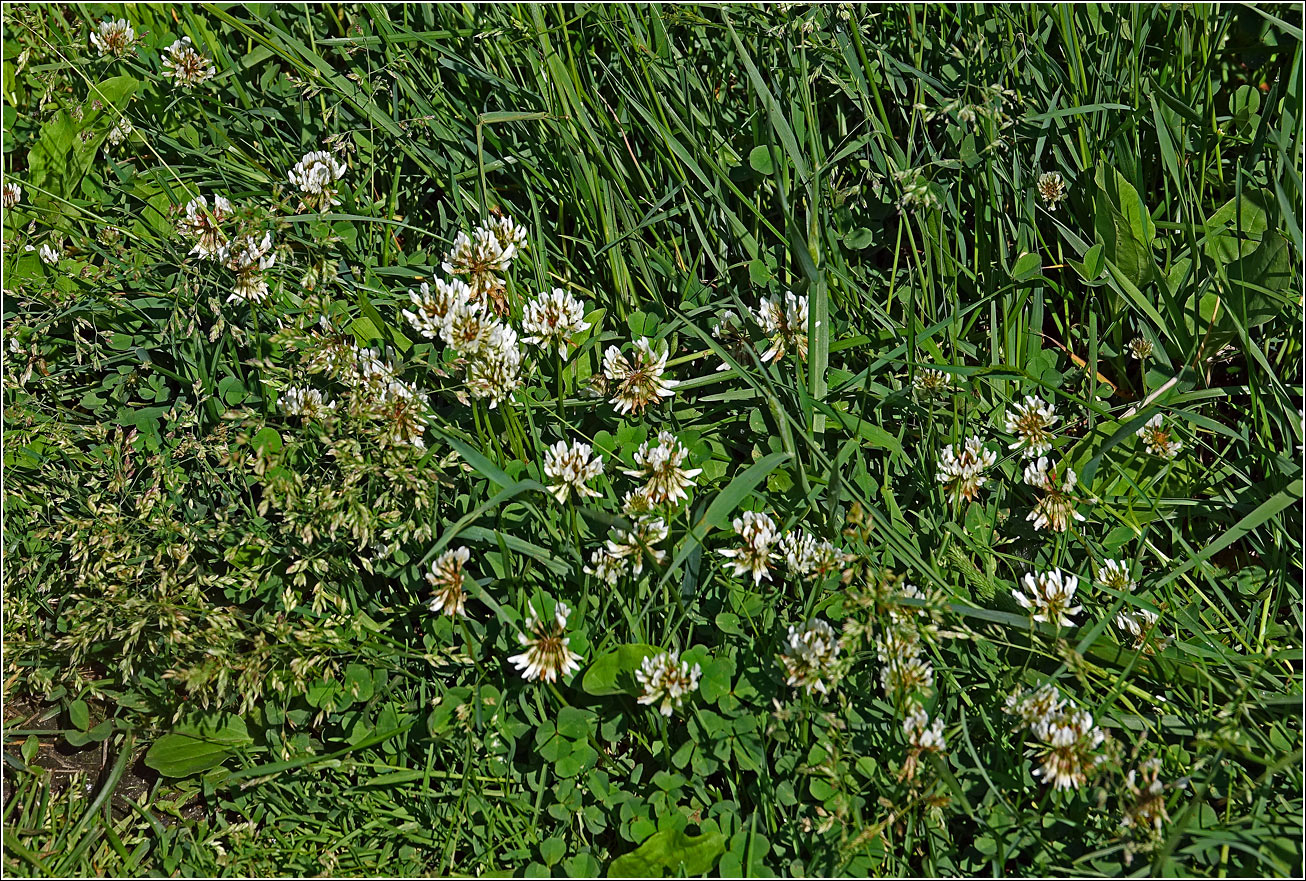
[718,511,778,584]
[161,37,215,88]
[752,290,810,362]
[1037,171,1068,208]
[1116,607,1168,652]
[426,547,471,618]
[777,529,851,580]
[1023,457,1085,532]
[903,706,946,752]
[178,194,233,260]
[521,288,589,359]
[625,431,701,506]
[2,181,20,209]
[605,516,668,576]
[542,440,603,503]
[602,338,678,415]
[38,243,61,265]
[1004,395,1058,457]
[401,278,469,341]
[1013,569,1082,628]
[911,367,953,400]
[441,216,526,310]
[780,618,842,696]
[1007,684,1106,791]
[91,18,138,57]
[936,437,997,503]
[508,602,583,683]
[280,386,335,420]
[636,650,702,717]
[1095,559,1137,593]
[1137,414,1183,459]
[106,117,134,147]
[288,151,347,212]
[225,231,277,304]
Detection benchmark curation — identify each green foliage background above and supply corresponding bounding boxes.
[3,3,1302,877]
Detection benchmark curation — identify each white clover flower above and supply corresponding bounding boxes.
[402,277,470,340]
[620,487,655,518]
[1096,559,1137,593]
[521,287,589,359]
[602,338,678,416]
[91,19,138,58]
[936,436,997,503]
[441,299,496,355]
[636,650,702,717]
[1004,684,1064,729]
[1115,607,1163,651]
[710,309,749,372]
[778,530,850,580]
[280,386,335,419]
[288,150,346,212]
[1037,171,1067,208]
[542,440,603,503]
[486,214,528,254]
[903,707,946,752]
[38,243,60,265]
[1137,414,1183,459]
[464,324,523,408]
[625,431,701,506]
[752,290,810,362]
[583,547,626,586]
[1023,457,1085,533]
[1030,709,1106,790]
[365,375,429,449]
[443,226,513,308]
[508,602,583,683]
[106,117,133,147]
[1005,394,1058,458]
[879,654,934,697]
[780,619,842,696]
[225,231,276,304]
[1013,569,1082,628]
[161,37,215,88]
[2,181,20,209]
[426,547,471,618]
[718,511,778,584]
[605,516,669,576]
[177,194,233,260]
[1121,758,1172,837]
[1127,336,1154,360]
[912,367,953,400]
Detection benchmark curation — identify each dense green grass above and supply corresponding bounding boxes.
[3,3,1302,877]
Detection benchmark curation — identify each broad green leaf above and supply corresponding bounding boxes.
[144,714,252,778]
[582,644,659,696]
[607,827,726,877]
[1093,164,1156,288]
[69,699,89,731]
[27,75,138,207]
[1012,251,1042,280]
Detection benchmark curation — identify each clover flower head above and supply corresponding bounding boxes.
[1005,395,1058,457]
[602,338,678,415]
[521,287,589,359]
[542,440,604,503]
[508,602,583,683]
[162,37,215,88]
[636,650,702,717]
[1013,569,1082,628]
[780,618,842,696]
[427,547,471,618]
